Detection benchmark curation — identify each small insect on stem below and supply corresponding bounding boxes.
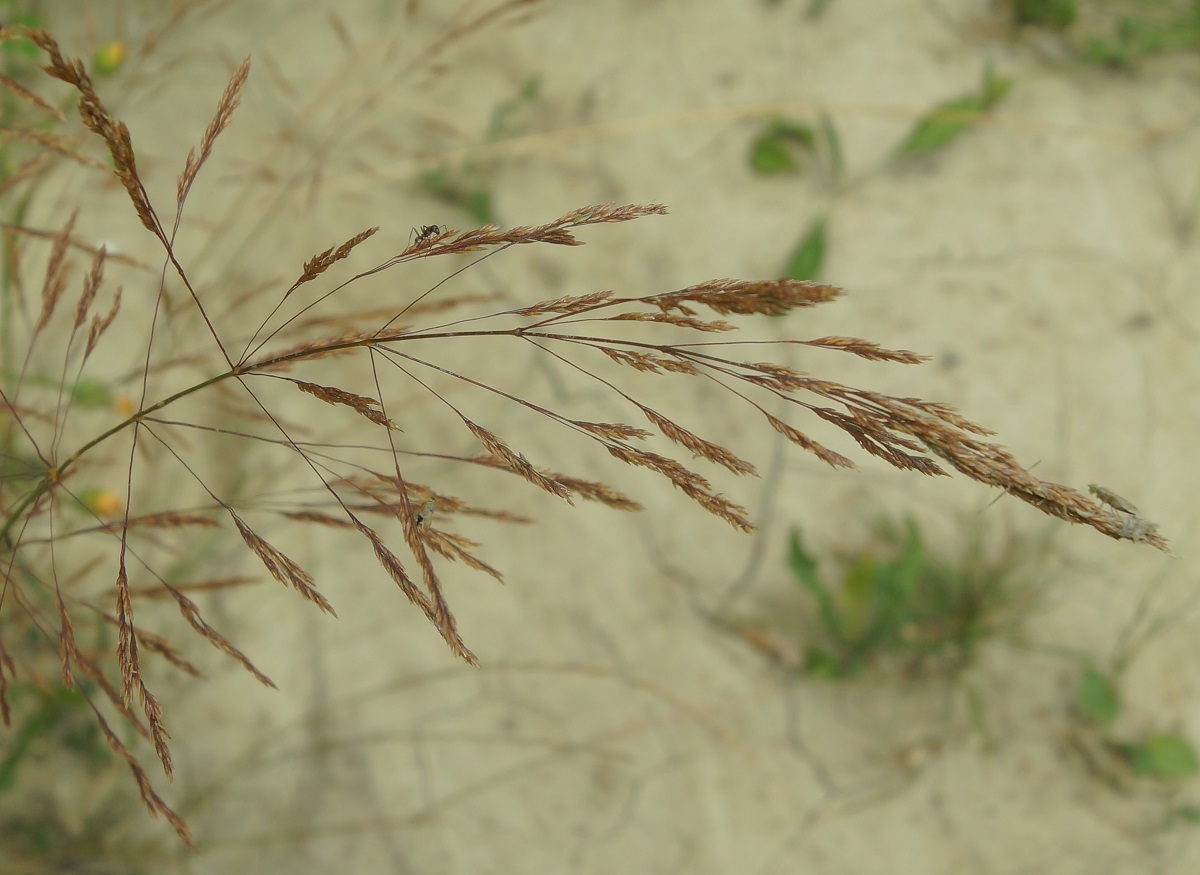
[1088,484,1139,516]
[410,224,445,247]
[415,499,436,530]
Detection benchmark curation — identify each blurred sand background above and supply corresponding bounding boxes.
[24,0,1200,872]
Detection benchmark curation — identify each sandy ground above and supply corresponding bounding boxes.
[19,0,1200,872]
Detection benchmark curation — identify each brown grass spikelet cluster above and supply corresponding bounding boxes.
[290,378,399,429]
[231,514,336,616]
[0,22,1172,849]
[25,29,161,239]
[176,57,250,208]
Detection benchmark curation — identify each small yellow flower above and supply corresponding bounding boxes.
[82,489,124,517]
[94,41,127,75]
[115,396,135,416]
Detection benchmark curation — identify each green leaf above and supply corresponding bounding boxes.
[783,215,826,281]
[748,118,816,176]
[1079,668,1122,726]
[894,65,1012,161]
[1130,733,1199,779]
[750,134,799,174]
[789,528,844,642]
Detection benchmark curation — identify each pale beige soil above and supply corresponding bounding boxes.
[27,1,1200,872]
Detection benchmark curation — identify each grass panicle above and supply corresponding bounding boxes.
[0,23,1171,849]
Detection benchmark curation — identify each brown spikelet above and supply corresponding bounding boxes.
[463,418,574,502]
[133,627,202,678]
[0,70,64,117]
[128,576,256,599]
[610,311,735,332]
[110,511,220,531]
[695,489,754,532]
[907,399,995,436]
[424,530,505,582]
[247,328,389,371]
[286,226,379,298]
[231,514,336,615]
[386,203,667,257]
[73,243,105,330]
[34,208,76,333]
[572,420,653,441]
[553,475,643,511]
[177,57,250,207]
[607,444,711,491]
[765,413,856,469]
[86,285,121,356]
[598,347,671,373]
[740,361,816,392]
[640,406,757,475]
[69,653,151,744]
[55,590,78,687]
[514,290,614,316]
[135,674,173,779]
[653,278,842,317]
[92,710,193,846]
[115,565,138,705]
[401,523,473,665]
[356,521,434,613]
[27,29,162,238]
[606,443,751,529]
[813,406,939,474]
[802,336,929,363]
[355,521,478,665]
[292,379,397,428]
[171,592,276,688]
[558,202,669,227]
[282,509,357,528]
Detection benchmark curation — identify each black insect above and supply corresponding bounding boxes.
[411,224,445,246]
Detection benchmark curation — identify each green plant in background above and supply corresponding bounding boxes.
[747,115,840,282]
[1070,664,1199,792]
[1079,4,1200,68]
[748,113,842,179]
[1069,580,1200,789]
[1009,0,1078,29]
[419,75,544,225]
[894,63,1012,162]
[787,513,1054,680]
[1001,0,1200,68]
[782,214,826,281]
[1062,567,1200,808]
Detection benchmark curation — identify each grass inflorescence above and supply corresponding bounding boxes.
[0,24,1170,845]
